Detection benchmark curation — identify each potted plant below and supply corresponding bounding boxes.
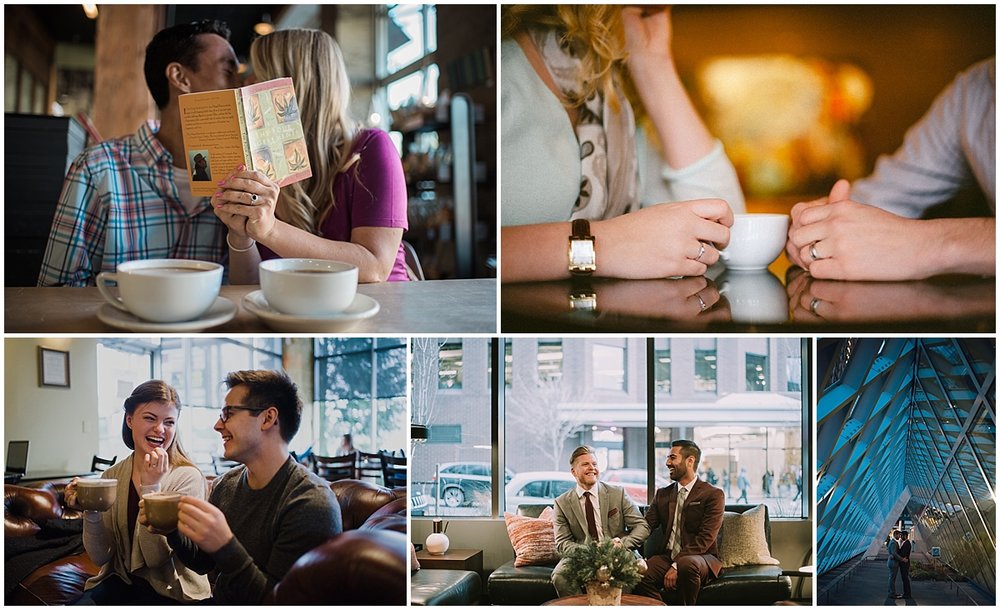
[564,538,644,606]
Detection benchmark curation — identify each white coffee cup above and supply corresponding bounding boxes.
[259,258,359,316]
[717,270,788,324]
[719,214,790,271]
[96,259,223,323]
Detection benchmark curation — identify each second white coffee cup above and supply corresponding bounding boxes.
[719,213,790,271]
[259,258,359,316]
[96,259,223,323]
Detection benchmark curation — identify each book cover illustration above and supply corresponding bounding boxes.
[179,77,311,196]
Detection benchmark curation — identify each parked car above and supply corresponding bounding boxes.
[603,468,669,504]
[504,471,577,512]
[410,491,429,516]
[432,462,514,508]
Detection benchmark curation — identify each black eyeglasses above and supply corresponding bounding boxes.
[218,405,266,423]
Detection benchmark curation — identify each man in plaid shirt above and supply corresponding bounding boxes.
[38,20,242,286]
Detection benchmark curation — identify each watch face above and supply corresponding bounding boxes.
[570,292,597,311]
[569,238,596,272]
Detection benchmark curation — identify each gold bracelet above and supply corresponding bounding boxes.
[226,233,256,253]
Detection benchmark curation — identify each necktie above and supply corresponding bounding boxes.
[669,486,688,558]
[584,491,599,540]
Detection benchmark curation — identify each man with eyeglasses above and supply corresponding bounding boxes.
[150,370,342,604]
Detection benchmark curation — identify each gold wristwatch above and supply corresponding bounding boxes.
[568,219,596,275]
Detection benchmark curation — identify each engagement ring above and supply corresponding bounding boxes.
[810,297,822,316]
[694,242,706,262]
[250,194,259,203]
[810,244,821,261]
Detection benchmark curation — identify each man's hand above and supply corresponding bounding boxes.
[787,178,994,280]
[663,565,678,590]
[177,496,234,554]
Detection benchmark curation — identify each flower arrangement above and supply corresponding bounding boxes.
[564,538,644,595]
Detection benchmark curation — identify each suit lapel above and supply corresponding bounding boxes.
[664,483,677,548]
[598,482,611,536]
[567,489,588,540]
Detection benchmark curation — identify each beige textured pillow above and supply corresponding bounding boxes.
[504,506,559,567]
[718,504,781,568]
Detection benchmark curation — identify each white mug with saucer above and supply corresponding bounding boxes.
[96,259,223,323]
[719,214,789,271]
[259,258,359,316]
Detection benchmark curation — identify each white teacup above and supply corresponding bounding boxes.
[719,214,790,271]
[717,270,788,324]
[96,259,223,323]
[259,258,359,316]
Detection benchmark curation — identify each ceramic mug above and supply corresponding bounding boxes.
[96,259,222,322]
[719,214,790,271]
[143,491,182,531]
[259,258,359,316]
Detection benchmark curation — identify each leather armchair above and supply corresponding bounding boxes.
[5,484,97,605]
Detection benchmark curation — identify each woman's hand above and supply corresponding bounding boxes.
[594,198,733,279]
[140,447,169,488]
[213,166,281,242]
[622,5,674,77]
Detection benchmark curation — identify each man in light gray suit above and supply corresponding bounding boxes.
[551,445,651,597]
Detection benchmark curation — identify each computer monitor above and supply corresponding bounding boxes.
[5,440,29,475]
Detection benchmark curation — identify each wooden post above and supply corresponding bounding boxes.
[92,5,164,139]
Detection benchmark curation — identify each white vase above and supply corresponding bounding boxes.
[425,532,450,555]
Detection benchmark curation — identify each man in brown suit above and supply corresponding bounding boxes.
[635,440,724,604]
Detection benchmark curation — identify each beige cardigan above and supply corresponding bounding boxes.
[82,454,211,601]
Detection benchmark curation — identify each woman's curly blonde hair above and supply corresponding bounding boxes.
[502,5,629,111]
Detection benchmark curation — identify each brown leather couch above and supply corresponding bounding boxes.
[6,478,407,605]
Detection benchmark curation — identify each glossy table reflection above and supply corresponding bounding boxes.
[5,279,497,333]
[501,268,995,332]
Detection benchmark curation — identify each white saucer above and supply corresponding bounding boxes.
[242,290,380,332]
[97,297,237,332]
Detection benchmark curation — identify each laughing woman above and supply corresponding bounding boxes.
[65,381,210,604]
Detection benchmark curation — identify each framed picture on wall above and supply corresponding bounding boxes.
[38,347,70,387]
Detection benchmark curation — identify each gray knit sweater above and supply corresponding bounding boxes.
[169,456,342,603]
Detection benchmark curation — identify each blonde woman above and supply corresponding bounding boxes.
[212,28,408,283]
[65,381,210,603]
[501,5,745,282]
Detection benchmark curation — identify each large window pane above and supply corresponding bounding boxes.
[315,338,407,456]
[507,338,649,508]
[412,338,493,517]
[656,337,805,518]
